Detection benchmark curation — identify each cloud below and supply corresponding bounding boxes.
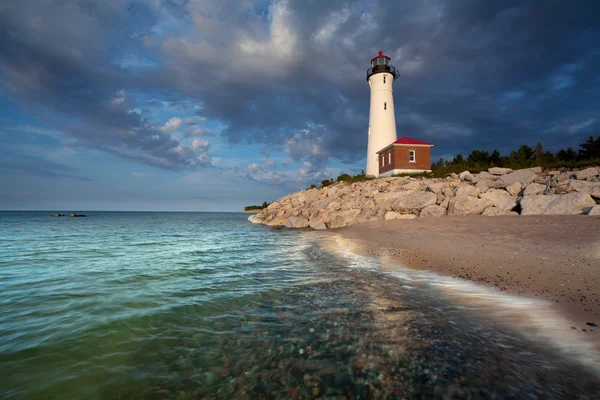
[160,117,182,133]
[1,0,600,178]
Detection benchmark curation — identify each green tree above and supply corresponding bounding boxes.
[578,135,600,160]
[556,147,578,162]
[490,149,501,166]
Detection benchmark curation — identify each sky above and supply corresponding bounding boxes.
[1,0,599,211]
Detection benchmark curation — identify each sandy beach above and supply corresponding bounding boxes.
[335,215,600,331]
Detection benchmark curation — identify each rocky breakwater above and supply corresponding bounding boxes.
[248,166,600,229]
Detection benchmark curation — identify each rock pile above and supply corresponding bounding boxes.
[249,166,600,229]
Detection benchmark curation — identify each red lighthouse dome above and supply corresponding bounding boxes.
[367,50,398,80]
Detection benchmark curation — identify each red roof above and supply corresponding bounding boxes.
[392,136,434,146]
[371,50,391,62]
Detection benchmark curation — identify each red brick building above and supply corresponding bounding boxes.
[376,136,434,177]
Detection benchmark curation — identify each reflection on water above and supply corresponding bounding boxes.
[1,212,600,399]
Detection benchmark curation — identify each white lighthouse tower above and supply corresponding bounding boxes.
[366,50,399,177]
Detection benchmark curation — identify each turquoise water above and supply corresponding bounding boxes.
[1,211,599,399]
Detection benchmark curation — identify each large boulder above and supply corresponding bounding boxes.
[523,182,546,196]
[309,211,330,229]
[401,180,421,191]
[500,169,538,187]
[505,182,522,197]
[329,209,362,229]
[479,189,518,211]
[567,180,600,199]
[459,171,475,182]
[420,205,446,217]
[475,180,490,194]
[574,167,599,180]
[284,216,309,228]
[384,211,417,220]
[477,171,495,180]
[520,192,596,215]
[454,183,480,197]
[489,167,513,175]
[448,196,491,216]
[391,192,438,213]
[426,181,449,194]
[374,192,403,204]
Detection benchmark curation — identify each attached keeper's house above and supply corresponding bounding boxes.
[376,136,434,177]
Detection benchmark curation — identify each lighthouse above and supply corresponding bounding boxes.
[366,50,399,177]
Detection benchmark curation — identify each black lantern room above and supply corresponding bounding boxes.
[366,50,399,81]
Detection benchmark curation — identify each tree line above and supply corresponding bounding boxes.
[431,135,600,176]
[244,201,271,211]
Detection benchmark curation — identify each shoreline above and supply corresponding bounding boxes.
[332,215,600,335]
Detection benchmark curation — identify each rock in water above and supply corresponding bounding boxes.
[520,192,596,215]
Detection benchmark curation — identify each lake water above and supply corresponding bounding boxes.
[1,211,599,399]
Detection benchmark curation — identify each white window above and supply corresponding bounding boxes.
[388,152,391,165]
[409,150,416,162]
[384,102,387,110]
[383,76,386,84]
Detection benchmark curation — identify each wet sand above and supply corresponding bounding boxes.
[335,215,600,334]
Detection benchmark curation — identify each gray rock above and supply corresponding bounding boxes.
[459,171,474,181]
[523,166,543,174]
[482,207,519,216]
[520,192,596,215]
[309,211,330,229]
[384,211,417,220]
[329,209,362,228]
[479,189,518,211]
[440,197,450,209]
[567,180,600,199]
[284,216,309,228]
[442,187,454,198]
[505,181,522,196]
[374,192,403,204]
[574,167,599,180]
[500,169,538,187]
[489,167,513,175]
[455,183,480,197]
[420,205,446,217]
[391,192,438,213]
[426,181,449,194]
[477,171,495,180]
[448,196,492,215]
[523,182,546,196]
[475,180,490,194]
[401,180,421,191]
[588,205,600,216]
[312,222,328,230]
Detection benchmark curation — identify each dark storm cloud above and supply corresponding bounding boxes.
[1,0,599,172]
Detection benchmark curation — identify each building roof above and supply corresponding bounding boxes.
[376,136,434,154]
[392,136,434,146]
